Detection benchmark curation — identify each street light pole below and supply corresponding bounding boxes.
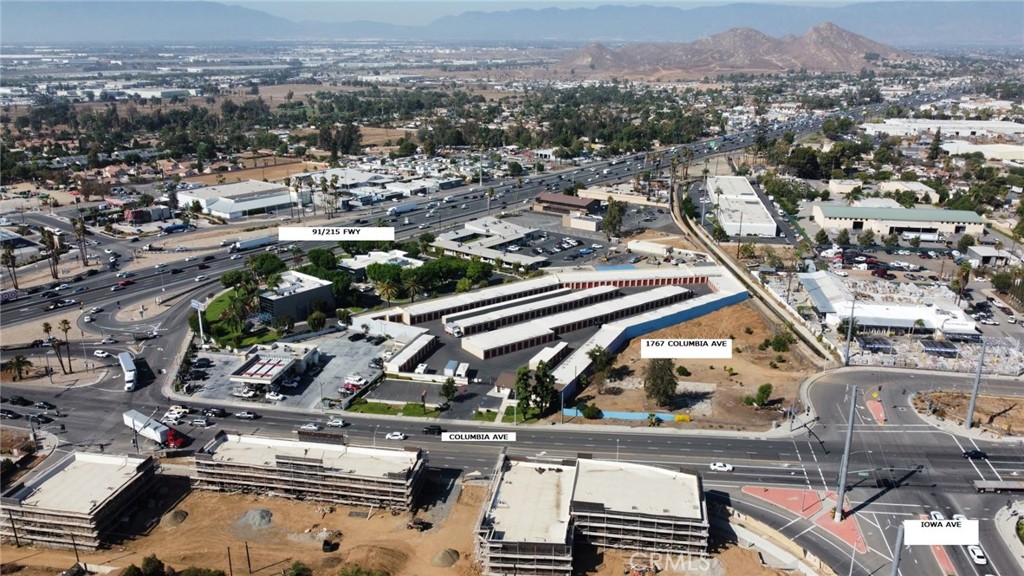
[834,387,858,522]
[843,297,857,367]
[965,339,987,430]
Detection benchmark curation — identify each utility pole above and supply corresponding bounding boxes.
[888,523,905,576]
[965,340,987,430]
[843,297,857,367]
[835,387,858,522]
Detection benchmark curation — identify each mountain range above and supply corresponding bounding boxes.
[1,1,1021,48]
[563,23,910,77]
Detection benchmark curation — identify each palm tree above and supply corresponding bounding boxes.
[405,273,425,303]
[1,243,19,289]
[58,319,74,373]
[291,246,305,267]
[376,279,400,306]
[1,355,33,381]
[42,321,66,374]
[266,273,283,291]
[910,318,925,339]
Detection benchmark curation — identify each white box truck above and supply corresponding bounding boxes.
[118,352,137,391]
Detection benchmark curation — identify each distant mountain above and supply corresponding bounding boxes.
[1,1,1021,48]
[563,23,910,77]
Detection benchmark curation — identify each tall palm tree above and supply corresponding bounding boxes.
[42,321,66,374]
[405,273,425,303]
[291,246,305,267]
[1,243,19,289]
[376,279,400,307]
[58,319,74,373]
[266,273,283,291]
[1,355,33,381]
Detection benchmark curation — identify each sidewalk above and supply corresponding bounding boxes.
[993,502,1024,573]
[742,486,867,554]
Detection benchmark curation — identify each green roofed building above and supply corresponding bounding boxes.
[812,206,984,237]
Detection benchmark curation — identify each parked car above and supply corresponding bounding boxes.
[8,396,31,406]
[0,409,20,419]
[265,391,285,401]
[929,511,945,521]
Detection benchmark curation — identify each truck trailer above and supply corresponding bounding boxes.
[900,232,941,242]
[387,202,419,217]
[122,409,185,448]
[118,351,137,391]
[229,235,276,252]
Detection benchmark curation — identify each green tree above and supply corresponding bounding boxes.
[755,383,773,405]
[140,555,165,576]
[532,360,558,413]
[336,308,352,325]
[586,346,616,375]
[513,366,532,415]
[375,278,400,306]
[927,128,943,162]
[909,236,921,249]
[814,229,830,245]
[643,358,676,407]
[306,310,326,332]
[0,355,33,381]
[507,161,524,176]
[455,278,473,293]
[441,377,457,403]
[603,197,625,238]
[883,233,900,248]
[957,234,976,253]
[1,243,19,289]
[835,228,851,246]
[283,562,312,576]
[858,229,876,247]
[58,318,74,373]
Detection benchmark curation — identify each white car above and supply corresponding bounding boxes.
[89,306,102,313]
[167,405,190,415]
[155,263,167,269]
[83,315,93,323]
[591,243,603,249]
[195,275,208,282]
[345,376,368,387]
[185,256,197,262]
[93,350,110,358]
[929,511,945,521]
[709,462,734,472]
[414,363,429,374]
[952,514,967,521]
[230,254,242,260]
[327,418,347,428]
[104,248,114,254]
[385,431,407,441]
[101,337,117,344]
[967,545,987,565]
[300,423,321,431]
[160,415,183,425]
[265,391,285,401]
[832,270,848,277]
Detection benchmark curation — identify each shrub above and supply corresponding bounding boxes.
[769,361,778,369]
[675,365,691,377]
[775,354,787,364]
[744,326,754,335]
[581,403,603,420]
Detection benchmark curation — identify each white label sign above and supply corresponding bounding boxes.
[640,339,733,359]
[278,226,395,242]
[442,432,517,442]
[904,519,979,546]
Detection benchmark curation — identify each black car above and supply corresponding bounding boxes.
[203,407,226,417]
[85,269,99,277]
[963,450,987,460]
[422,424,444,435]
[202,255,215,262]
[27,413,53,424]
[34,401,56,410]
[0,409,20,419]
[8,396,31,406]
[348,332,364,342]
[170,268,183,274]
[40,291,59,299]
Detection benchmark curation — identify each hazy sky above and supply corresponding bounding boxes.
[228,1,962,26]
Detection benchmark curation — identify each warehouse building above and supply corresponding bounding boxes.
[258,271,335,322]
[812,205,985,236]
[194,432,426,511]
[0,451,156,550]
[706,176,778,238]
[461,286,692,359]
[448,285,620,336]
[474,454,708,576]
[178,180,304,220]
[432,217,547,270]
[401,276,562,324]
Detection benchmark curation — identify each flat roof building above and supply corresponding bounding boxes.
[194,433,426,511]
[177,180,300,220]
[258,270,335,323]
[812,205,985,236]
[533,192,600,214]
[339,250,424,281]
[706,176,777,238]
[1,451,156,550]
[475,454,708,576]
[432,217,547,270]
[229,342,320,387]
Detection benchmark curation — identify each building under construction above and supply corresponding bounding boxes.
[0,451,156,550]
[474,454,708,576]
[193,432,426,511]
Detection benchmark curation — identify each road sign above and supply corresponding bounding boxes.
[190,299,206,311]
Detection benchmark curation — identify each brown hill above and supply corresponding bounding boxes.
[562,22,909,78]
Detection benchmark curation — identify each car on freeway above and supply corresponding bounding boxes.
[104,248,114,254]
[929,511,945,521]
[967,545,987,565]
[327,418,347,428]
[170,268,183,274]
[202,255,215,262]
[385,431,407,441]
[265,391,285,401]
[709,462,734,472]
[34,401,56,410]
[154,263,167,269]
[161,415,183,425]
[111,285,126,291]
[195,275,208,282]
[27,413,53,424]
[230,254,242,260]
[185,256,197,262]
[963,449,988,460]
[234,411,258,420]
[300,423,321,431]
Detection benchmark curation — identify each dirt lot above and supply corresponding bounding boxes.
[185,158,325,187]
[569,301,817,431]
[0,478,784,576]
[913,391,1024,436]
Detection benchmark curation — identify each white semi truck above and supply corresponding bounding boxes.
[118,352,137,391]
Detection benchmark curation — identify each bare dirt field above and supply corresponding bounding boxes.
[570,300,818,431]
[0,478,783,576]
[185,159,324,187]
[913,391,1024,436]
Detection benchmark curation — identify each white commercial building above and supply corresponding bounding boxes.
[706,176,777,237]
[178,180,300,220]
[812,205,985,236]
[432,216,547,270]
[339,249,424,281]
[860,119,1024,139]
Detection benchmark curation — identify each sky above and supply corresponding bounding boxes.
[226,1,963,26]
